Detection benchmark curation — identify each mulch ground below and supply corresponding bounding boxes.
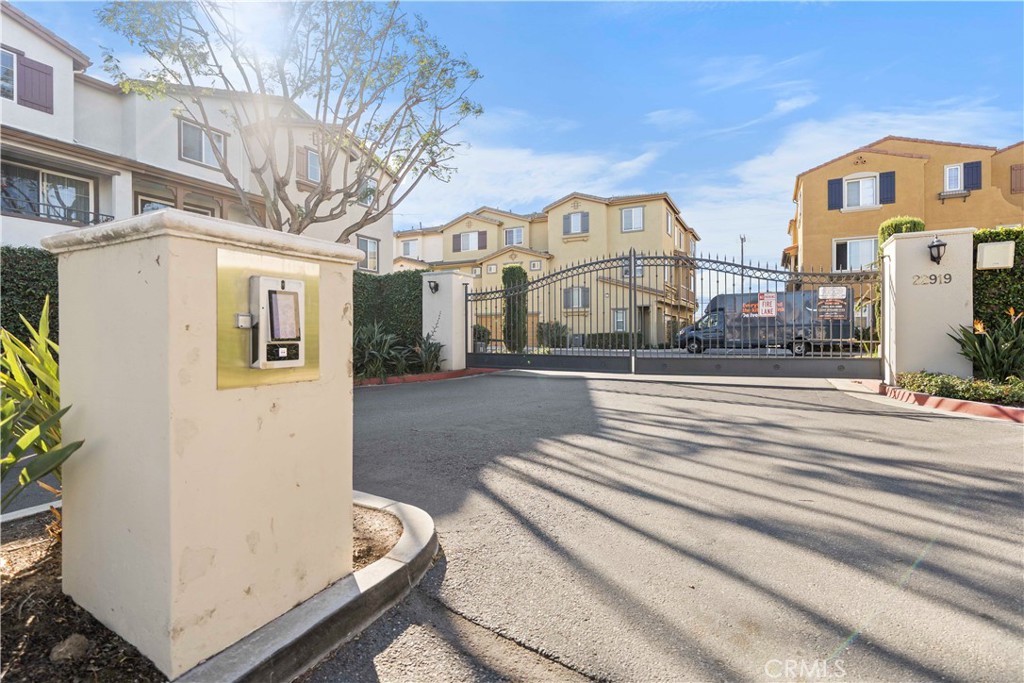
[1,506,403,682]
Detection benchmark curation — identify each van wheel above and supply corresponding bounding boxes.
[686,339,703,354]
[789,341,811,356]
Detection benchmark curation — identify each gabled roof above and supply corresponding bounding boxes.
[792,147,930,200]
[542,191,685,221]
[472,206,534,221]
[478,246,552,264]
[994,141,1024,155]
[865,135,998,151]
[2,1,92,70]
[394,225,443,237]
[436,212,502,233]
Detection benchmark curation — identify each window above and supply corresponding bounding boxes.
[180,120,225,167]
[472,267,482,277]
[666,210,672,236]
[844,175,877,209]
[529,260,542,271]
[565,286,589,310]
[944,164,962,192]
[486,264,497,274]
[504,226,524,246]
[623,262,644,278]
[459,232,479,251]
[401,240,419,258]
[612,309,627,332]
[565,211,588,235]
[357,178,378,207]
[357,236,379,272]
[621,206,644,232]
[136,195,215,217]
[1,50,14,101]
[307,150,321,183]
[834,237,878,271]
[1,161,98,224]
[664,264,674,285]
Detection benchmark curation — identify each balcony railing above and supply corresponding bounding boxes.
[1,198,114,226]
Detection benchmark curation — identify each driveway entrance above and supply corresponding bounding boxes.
[309,372,1022,682]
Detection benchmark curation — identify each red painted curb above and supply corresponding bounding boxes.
[880,385,1024,423]
[355,368,498,387]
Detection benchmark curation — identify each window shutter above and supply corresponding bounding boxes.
[581,212,590,233]
[563,214,571,235]
[452,234,461,253]
[296,149,307,181]
[964,161,982,190]
[478,231,487,249]
[827,179,842,210]
[1011,164,1024,194]
[879,171,896,204]
[563,288,572,309]
[17,57,53,114]
[581,287,590,308]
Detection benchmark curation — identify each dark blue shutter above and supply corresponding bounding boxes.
[827,179,843,210]
[879,171,896,204]
[964,161,982,190]
[562,214,571,235]
[563,288,572,308]
[581,212,590,233]
[581,287,590,308]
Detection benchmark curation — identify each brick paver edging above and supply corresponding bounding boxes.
[880,384,1024,423]
[355,368,498,386]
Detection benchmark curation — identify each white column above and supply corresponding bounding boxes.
[110,169,134,219]
[43,210,362,678]
[882,227,975,385]
[422,270,474,371]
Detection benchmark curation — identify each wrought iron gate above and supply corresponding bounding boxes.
[465,250,881,378]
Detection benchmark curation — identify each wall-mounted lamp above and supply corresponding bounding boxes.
[927,237,947,265]
[427,280,439,294]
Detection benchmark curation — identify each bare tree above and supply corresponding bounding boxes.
[99,0,481,241]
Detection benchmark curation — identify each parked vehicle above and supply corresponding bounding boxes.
[676,289,854,355]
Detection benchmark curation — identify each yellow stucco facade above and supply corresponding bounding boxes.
[786,136,1024,273]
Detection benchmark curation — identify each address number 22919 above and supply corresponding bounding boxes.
[913,273,953,285]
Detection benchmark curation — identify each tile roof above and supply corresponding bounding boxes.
[866,135,998,151]
[792,147,930,199]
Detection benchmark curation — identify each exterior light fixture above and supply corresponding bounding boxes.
[927,237,947,265]
[427,280,439,294]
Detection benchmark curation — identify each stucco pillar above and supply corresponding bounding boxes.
[43,210,361,678]
[422,270,473,371]
[111,169,134,219]
[882,227,975,385]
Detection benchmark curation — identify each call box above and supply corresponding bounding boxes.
[248,276,306,369]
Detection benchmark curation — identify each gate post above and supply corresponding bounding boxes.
[881,227,975,384]
[628,248,637,374]
[422,270,474,371]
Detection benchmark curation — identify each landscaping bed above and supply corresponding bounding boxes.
[1,505,402,682]
[896,372,1024,407]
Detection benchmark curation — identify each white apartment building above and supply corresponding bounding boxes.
[0,2,393,273]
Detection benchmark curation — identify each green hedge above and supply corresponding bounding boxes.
[896,372,1024,407]
[353,270,423,346]
[1,246,59,341]
[974,226,1024,331]
[878,215,925,249]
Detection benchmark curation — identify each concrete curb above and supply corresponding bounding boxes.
[177,491,438,683]
[0,500,61,524]
[354,368,497,387]
[880,384,1024,423]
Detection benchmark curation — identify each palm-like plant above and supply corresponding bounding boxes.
[948,308,1024,382]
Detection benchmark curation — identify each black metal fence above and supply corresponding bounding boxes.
[466,250,882,378]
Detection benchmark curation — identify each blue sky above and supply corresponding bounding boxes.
[18,1,1024,264]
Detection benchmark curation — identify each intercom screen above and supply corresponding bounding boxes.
[268,290,300,341]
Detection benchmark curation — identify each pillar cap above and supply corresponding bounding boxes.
[42,209,364,265]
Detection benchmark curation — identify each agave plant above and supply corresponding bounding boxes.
[353,321,409,381]
[1,297,84,514]
[411,334,445,374]
[948,307,1024,382]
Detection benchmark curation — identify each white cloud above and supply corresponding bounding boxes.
[644,108,699,128]
[710,93,819,135]
[677,99,1021,266]
[462,106,579,139]
[696,53,816,92]
[394,144,661,229]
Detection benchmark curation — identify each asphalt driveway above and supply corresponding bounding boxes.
[308,372,1023,682]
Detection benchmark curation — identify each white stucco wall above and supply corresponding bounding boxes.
[0,17,77,142]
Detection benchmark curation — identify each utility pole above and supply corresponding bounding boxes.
[739,234,746,295]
